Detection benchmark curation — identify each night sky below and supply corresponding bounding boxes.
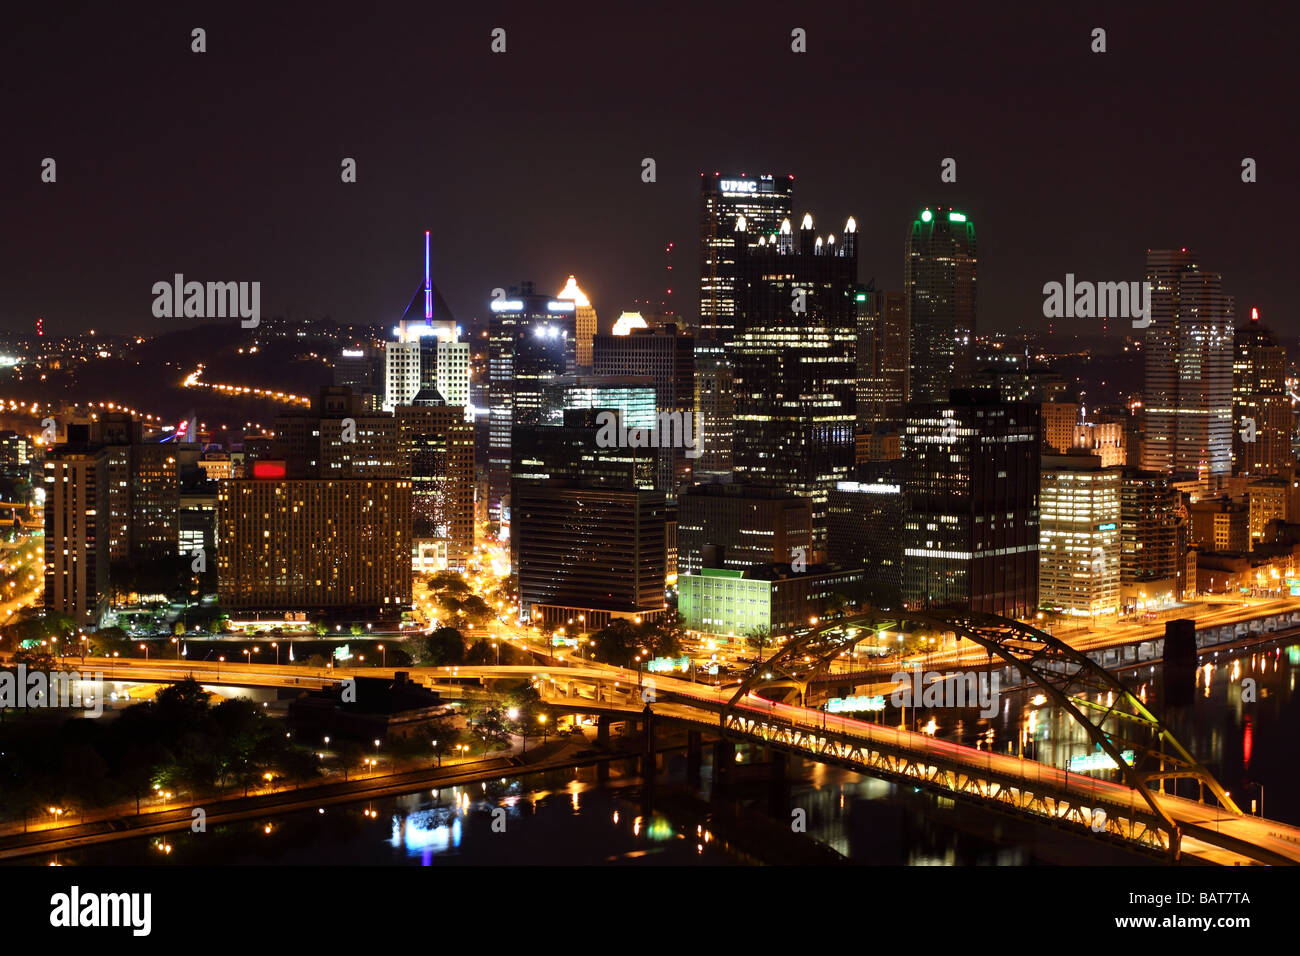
[2,1,1295,340]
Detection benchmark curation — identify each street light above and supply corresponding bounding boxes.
[139,642,149,661]
[271,641,279,665]
[378,643,385,667]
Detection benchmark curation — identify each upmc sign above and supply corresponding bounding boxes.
[719,179,757,195]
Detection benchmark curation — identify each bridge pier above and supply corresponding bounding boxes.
[596,714,611,748]
[1163,618,1198,708]
[767,749,789,817]
[713,739,735,794]
[686,729,702,783]
[640,705,656,782]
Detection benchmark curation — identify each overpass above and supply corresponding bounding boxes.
[55,647,1300,865]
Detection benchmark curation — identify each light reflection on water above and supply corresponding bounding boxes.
[19,640,1299,866]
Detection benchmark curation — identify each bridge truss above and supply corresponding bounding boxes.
[723,609,1242,858]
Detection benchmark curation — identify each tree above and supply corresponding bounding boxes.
[589,619,641,668]
[465,638,496,665]
[2,610,75,653]
[503,682,546,737]
[745,627,775,656]
[428,716,460,767]
[10,647,56,672]
[153,677,212,731]
[427,571,471,597]
[333,739,365,781]
[470,705,511,755]
[417,627,465,666]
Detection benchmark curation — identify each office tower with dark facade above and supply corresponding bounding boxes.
[855,288,908,423]
[487,285,578,527]
[1120,468,1188,604]
[1233,308,1291,477]
[905,207,977,403]
[827,461,904,601]
[1140,249,1234,480]
[512,407,657,493]
[731,213,858,553]
[513,479,668,628]
[696,172,794,477]
[901,389,1040,617]
[593,324,696,492]
[676,484,813,577]
[43,446,110,625]
[334,346,385,411]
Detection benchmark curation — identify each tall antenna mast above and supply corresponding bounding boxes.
[424,230,432,323]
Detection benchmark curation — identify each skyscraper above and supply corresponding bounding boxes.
[557,276,597,369]
[593,323,696,492]
[1038,454,1121,618]
[901,389,1040,617]
[1140,249,1234,480]
[43,447,110,625]
[395,403,476,571]
[855,287,908,423]
[731,212,858,552]
[1232,307,1290,477]
[696,172,794,477]
[383,231,469,416]
[905,207,977,403]
[487,284,578,527]
[513,480,668,628]
[1120,468,1188,606]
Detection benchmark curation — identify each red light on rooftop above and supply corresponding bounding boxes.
[252,461,287,479]
[1251,307,1260,322]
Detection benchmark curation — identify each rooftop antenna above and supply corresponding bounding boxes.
[424,230,432,323]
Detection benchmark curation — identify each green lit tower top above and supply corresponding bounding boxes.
[905,207,977,403]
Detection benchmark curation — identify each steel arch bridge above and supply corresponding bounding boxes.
[724,609,1241,846]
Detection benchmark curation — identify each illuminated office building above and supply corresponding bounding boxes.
[1232,308,1291,477]
[731,212,858,552]
[1120,469,1189,605]
[217,474,411,614]
[696,171,795,477]
[1140,249,1234,479]
[487,284,579,526]
[906,207,977,403]
[594,323,696,492]
[855,287,908,423]
[901,389,1040,617]
[395,403,476,571]
[1038,454,1121,617]
[43,447,110,625]
[676,483,812,577]
[557,275,598,369]
[513,480,668,627]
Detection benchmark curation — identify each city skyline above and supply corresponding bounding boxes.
[7,0,1300,889]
